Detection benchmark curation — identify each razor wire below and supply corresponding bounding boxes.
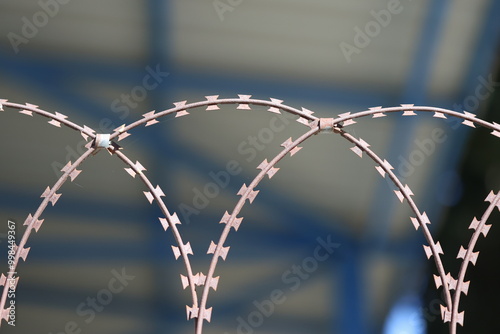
[0,96,499,334]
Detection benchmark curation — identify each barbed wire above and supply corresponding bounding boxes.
[0,96,498,334]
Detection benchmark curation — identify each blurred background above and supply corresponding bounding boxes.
[0,1,499,333]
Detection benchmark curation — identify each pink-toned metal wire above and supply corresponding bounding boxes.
[0,97,498,334]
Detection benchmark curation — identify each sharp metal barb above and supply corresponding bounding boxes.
[457,246,479,265]
[300,107,314,116]
[338,112,357,126]
[194,273,207,287]
[237,95,252,110]
[205,95,220,111]
[350,138,370,158]
[462,111,477,128]
[143,191,154,204]
[459,281,470,296]
[202,307,212,322]
[23,214,44,233]
[186,305,199,320]
[370,106,386,118]
[410,212,430,230]
[208,276,219,291]
[176,110,190,118]
[256,157,281,179]
[491,122,500,138]
[172,242,194,260]
[296,117,310,126]
[158,213,182,231]
[207,241,230,261]
[219,211,242,231]
[0,308,9,323]
[401,104,416,116]
[118,131,131,141]
[181,275,190,290]
[267,98,283,114]
[40,186,62,206]
[188,306,213,322]
[441,305,452,323]
[142,110,160,127]
[19,109,33,116]
[18,247,30,262]
[423,242,443,259]
[433,112,447,119]
[113,124,126,133]
[469,216,491,237]
[174,100,187,110]
[237,184,259,204]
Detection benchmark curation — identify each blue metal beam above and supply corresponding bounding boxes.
[419,0,500,226]
[364,0,451,245]
[146,0,176,330]
[364,1,452,332]
[338,241,368,334]
[0,51,145,84]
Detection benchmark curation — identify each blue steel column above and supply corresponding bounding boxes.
[338,240,368,333]
[364,0,451,246]
[146,0,176,332]
[422,0,500,220]
[351,1,451,334]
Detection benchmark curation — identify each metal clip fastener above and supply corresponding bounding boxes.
[319,118,342,134]
[94,134,111,148]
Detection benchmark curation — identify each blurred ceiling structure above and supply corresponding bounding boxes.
[0,1,499,333]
